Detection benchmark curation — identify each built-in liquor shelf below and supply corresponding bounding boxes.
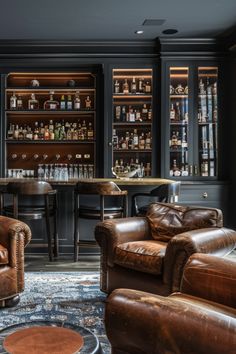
[4,72,97,178]
[112,67,153,177]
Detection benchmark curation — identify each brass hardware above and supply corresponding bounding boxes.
[202,192,208,199]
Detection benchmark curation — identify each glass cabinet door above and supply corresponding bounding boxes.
[112,68,153,178]
[198,67,218,177]
[169,67,189,177]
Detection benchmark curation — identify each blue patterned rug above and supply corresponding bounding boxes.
[0,272,110,353]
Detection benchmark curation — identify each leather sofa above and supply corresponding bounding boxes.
[105,253,236,354]
[95,202,236,295]
[0,215,31,307]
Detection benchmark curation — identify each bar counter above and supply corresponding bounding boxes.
[0,177,175,186]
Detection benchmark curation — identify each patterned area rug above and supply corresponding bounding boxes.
[0,272,110,353]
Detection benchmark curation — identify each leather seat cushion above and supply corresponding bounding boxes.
[114,240,166,275]
[0,244,8,265]
[146,203,223,242]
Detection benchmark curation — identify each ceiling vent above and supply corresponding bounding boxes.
[142,19,166,26]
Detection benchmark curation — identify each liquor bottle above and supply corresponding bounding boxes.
[121,106,126,122]
[139,132,145,149]
[7,124,14,139]
[133,129,139,149]
[120,136,127,149]
[170,103,176,121]
[138,78,144,93]
[173,159,181,177]
[67,95,73,110]
[87,122,94,140]
[114,80,120,94]
[182,129,188,149]
[128,133,134,150]
[145,132,152,149]
[85,96,92,110]
[115,106,121,121]
[131,77,137,93]
[123,79,129,94]
[170,131,178,149]
[129,107,135,122]
[148,108,152,121]
[60,95,66,110]
[112,129,119,149]
[18,126,24,140]
[33,122,39,140]
[145,162,151,177]
[13,124,19,139]
[74,91,81,110]
[10,92,17,110]
[44,91,59,110]
[82,120,87,139]
[38,122,45,140]
[66,127,72,140]
[141,104,148,120]
[49,127,55,140]
[44,125,50,140]
[144,81,151,93]
[16,95,23,110]
[49,119,54,131]
[28,93,39,110]
[135,109,141,122]
[175,102,181,121]
[26,127,33,140]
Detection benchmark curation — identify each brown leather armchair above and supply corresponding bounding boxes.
[105,253,236,354]
[95,202,236,295]
[0,215,31,307]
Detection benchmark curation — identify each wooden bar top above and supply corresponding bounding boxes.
[0,177,175,186]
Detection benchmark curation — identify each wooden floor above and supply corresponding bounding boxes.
[25,255,100,272]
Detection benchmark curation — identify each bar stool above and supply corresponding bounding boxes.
[74,181,128,262]
[1,181,58,261]
[131,181,181,216]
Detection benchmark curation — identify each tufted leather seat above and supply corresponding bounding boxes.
[0,216,31,307]
[95,202,236,295]
[105,253,236,354]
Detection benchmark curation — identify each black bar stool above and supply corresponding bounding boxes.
[1,180,58,261]
[131,181,181,216]
[74,181,128,262]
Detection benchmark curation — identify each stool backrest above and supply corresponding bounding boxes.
[75,181,124,195]
[6,181,53,195]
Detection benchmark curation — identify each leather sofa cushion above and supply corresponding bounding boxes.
[146,203,223,242]
[0,244,8,265]
[114,240,166,275]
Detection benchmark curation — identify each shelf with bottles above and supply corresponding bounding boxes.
[113,69,152,96]
[113,127,152,151]
[6,91,95,112]
[198,68,218,124]
[114,103,152,123]
[6,119,95,142]
[169,157,189,178]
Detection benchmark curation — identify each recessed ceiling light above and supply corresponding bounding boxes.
[162,29,178,35]
[135,30,144,34]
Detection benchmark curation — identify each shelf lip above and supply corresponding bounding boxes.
[5,110,95,114]
[6,87,95,91]
[5,140,96,144]
[113,149,152,153]
[170,94,188,98]
[113,122,152,125]
[113,94,152,98]
[170,121,188,125]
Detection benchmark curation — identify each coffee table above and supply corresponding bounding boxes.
[0,320,102,354]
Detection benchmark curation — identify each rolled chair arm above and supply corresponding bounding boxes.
[163,227,236,292]
[181,253,236,308]
[105,288,236,354]
[95,217,150,267]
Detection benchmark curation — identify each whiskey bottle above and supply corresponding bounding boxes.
[114,80,120,94]
[138,78,144,93]
[18,126,24,140]
[44,126,50,140]
[81,120,87,139]
[128,133,134,150]
[16,95,23,110]
[148,108,152,121]
[131,77,137,93]
[44,91,59,110]
[170,131,178,149]
[87,122,94,140]
[74,91,81,110]
[25,127,33,140]
[85,96,92,110]
[129,107,135,122]
[123,79,129,95]
[144,81,151,93]
[141,104,148,120]
[133,129,139,149]
[28,93,39,110]
[33,122,39,140]
[10,92,17,110]
[135,109,141,122]
[13,124,19,139]
[170,104,176,121]
[138,132,145,149]
[60,95,66,110]
[67,95,73,110]
[175,102,181,121]
[115,106,121,121]
[145,132,152,149]
[121,106,126,122]
[7,123,14,139]
[112,129,119,149]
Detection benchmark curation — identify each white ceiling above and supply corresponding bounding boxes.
[0,0,235,40]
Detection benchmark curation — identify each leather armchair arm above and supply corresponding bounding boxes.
[163,227,236,292]
[95,217,151,266]
[181,253,236,308]
[105,288,236,354]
